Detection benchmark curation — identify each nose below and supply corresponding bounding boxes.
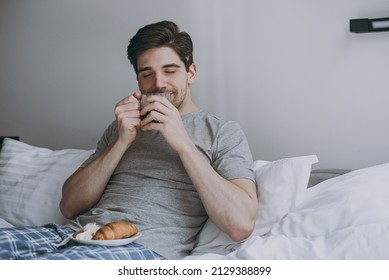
[153,72,167,91]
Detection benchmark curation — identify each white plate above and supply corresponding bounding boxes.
[70,232,142,246]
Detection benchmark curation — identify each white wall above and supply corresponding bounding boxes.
[1,0,389,170]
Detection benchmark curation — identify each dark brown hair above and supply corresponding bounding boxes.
[127,20,194,75]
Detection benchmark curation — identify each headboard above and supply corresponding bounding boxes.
[308,168,351,187]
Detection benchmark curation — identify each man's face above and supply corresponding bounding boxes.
[136,47,196,110]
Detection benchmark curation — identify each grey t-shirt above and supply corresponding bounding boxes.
[71,109,254,259]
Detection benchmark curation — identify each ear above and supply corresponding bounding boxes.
[187,63,197,85]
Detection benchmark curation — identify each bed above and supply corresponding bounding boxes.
[1,137,389,259]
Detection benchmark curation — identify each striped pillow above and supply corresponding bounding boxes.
[0,138,94,227]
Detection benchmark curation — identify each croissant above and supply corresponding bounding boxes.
[92,221,138,240]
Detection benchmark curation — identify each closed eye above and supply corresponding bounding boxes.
[163,64,180,74]
[142,72,153,78]
[165,69,177,74]
[138,66,153,78]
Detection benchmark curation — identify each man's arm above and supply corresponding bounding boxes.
[60,94,141,219]
[59,141,129,219]
[179,145,258,241]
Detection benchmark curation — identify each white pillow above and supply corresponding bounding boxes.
[0,138,94,227]
[269,162,389,238]
[190,155,318,256]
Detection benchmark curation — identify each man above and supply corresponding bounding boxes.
[0,20,257,260]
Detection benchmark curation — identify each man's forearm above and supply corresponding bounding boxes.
[59,140,128,219]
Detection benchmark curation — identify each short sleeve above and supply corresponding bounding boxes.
[211,121,255,182]
[80,121,118,168]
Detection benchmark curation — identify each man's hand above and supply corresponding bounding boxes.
[114,92,142,148]
[140,95,192,153]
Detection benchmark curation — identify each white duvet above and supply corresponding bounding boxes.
[186,162,389,260]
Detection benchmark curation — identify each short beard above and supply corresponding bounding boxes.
[172,84,188,110]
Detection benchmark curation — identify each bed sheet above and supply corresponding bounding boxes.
[185,162,389,260]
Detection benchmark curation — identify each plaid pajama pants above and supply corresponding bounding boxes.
[0,224,165,260]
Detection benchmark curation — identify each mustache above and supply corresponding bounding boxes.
[145,88,175,94]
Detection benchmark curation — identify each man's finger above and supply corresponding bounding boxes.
[116,93,139,106]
